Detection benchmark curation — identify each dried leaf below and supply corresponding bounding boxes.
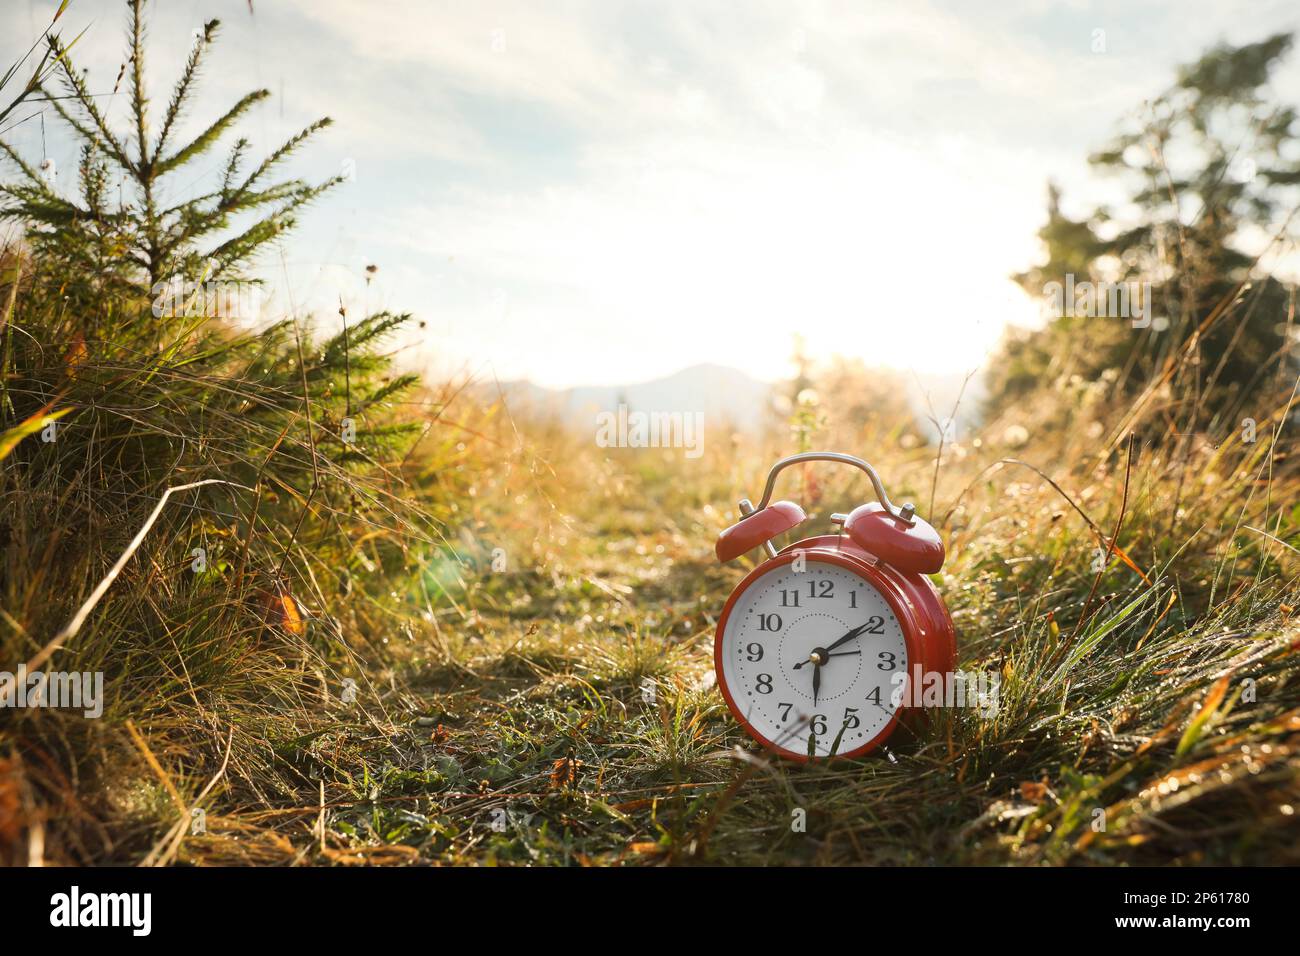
[1019,780,1049,803]
[549,756,583,790]
[63,331,86,376]
[258,588,305,637]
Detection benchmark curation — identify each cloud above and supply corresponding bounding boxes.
[5,0,1299,387]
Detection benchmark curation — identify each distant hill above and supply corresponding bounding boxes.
[485,364,775,431]
[481,363,985,437]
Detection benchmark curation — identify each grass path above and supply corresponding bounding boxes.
[242,440,1300,866]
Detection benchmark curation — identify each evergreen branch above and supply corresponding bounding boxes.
[202,218,288,275]
[78,142,108,218]
[203,176,342,270]
[129,0,150,167]
[321,312,411,367]
[0,183,85,226]
[153,89,269,177]
[159,181,308,255]
[237,118,334,193]
[47,41,135,173]
[155,19,220,161]
[161,176,338,271]
[355,373,421,415]
[220,137,250,197]
[159,190,224,218]
[36,81,100,149]
[0,139,54,190]
[218,179,314,213]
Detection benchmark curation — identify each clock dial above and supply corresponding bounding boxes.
[718,557,908,757]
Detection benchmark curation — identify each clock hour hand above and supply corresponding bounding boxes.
[812,659,820,706]
[793,650,860,669]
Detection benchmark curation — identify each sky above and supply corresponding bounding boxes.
[4,0,1300,389]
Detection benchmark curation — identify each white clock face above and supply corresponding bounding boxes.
[718,557,909,757]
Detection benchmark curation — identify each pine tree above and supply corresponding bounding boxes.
[0,0,423,606]
[0,0,340,327]
[989,34,1300,434]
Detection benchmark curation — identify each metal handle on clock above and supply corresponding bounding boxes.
[750,451,915,524]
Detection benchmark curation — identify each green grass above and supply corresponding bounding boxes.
[4,314,1299,865]
[380,425,1299,866]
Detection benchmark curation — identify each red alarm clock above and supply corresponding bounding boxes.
[713,452,955,760]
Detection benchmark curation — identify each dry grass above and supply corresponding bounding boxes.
[2,259,1299,866]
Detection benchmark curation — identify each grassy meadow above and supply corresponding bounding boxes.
[2,3,1299,868]
[4,350,1299,865]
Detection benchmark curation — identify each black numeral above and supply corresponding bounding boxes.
[758,613,782,631]
[807,579,834,599]
[745,642,764,662]
[755,674,774,694]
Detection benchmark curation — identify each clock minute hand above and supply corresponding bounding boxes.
[824,621,872,654]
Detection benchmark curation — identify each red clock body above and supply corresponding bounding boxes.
[712,454,955,760]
